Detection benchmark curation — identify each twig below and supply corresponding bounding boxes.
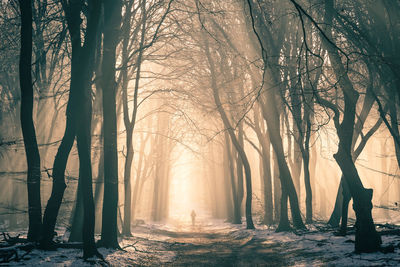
[122,240,139,250]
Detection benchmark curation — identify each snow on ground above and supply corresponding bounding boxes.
[1,219,400,266]
[252,224,400,266]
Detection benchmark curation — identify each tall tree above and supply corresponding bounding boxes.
[41,0,81,248]
[18,0,42,242]
[314,0,381,252]
[73,0,102,258]
[98,0,122,248]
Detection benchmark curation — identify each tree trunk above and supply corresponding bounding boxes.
[380,141,390,219]
[273,152,281,223]
[310,136,317,218]
[208,142,219,218]
[122,128,133,236]
[225,132,241,224]
[236,124,245,216]
[253,105,273,225]
[303,118,313,223]
[328,179,344,227]
[76,0,102,257]
[387,90,400,169]
[68,178,83,242]
[120,0,146,234]
[152,131,163,221]
[130,156,141,223]
[131,132,148,223]
[98,0,122,248]
[94,144,104,234]
[18,0,42,242]
[223,138,234,222]
[327,73,377,230]
[41,5,81,247]
[259,92,305,230]
[338,180,351,235]
[76,100,98,258]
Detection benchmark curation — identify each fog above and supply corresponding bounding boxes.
[0,0,399,263]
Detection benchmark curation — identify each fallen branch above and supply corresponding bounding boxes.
[122,240,139,250]
[0,243,34,263]
[2,232,28,245]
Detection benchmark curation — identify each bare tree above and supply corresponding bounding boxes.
[18,0,42,242]
[98,0,122,249]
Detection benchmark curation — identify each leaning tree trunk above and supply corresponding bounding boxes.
[18,0,42,242]
[327,77,376,230]
[41,7,81,247]
[99,0,122,249]
[322,0,381,252]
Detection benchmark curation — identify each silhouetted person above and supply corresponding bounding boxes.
[191,210,196,226]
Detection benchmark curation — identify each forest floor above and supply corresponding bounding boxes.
[1,219,400,266]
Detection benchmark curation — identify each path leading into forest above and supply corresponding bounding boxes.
[3,219,400,266]
[122,222,288,266]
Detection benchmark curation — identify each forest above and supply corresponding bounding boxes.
[0,0,399,266]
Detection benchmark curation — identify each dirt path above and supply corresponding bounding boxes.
[118,223,292,266]
[167,230,288,266]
